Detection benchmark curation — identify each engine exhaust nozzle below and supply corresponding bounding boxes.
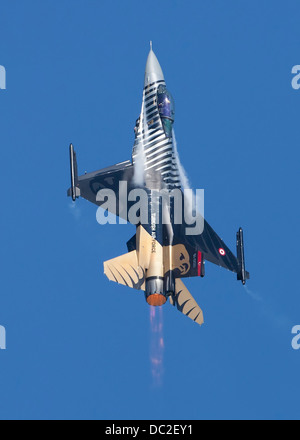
[145,278,166,306]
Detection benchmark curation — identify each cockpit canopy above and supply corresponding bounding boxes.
[157,85,175,138]
[157,85,175,121]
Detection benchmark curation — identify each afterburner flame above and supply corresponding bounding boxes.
[147,294,167,306]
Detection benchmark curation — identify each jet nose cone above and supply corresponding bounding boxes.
[144,45,165,87]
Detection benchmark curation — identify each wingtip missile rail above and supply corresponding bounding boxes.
[236,227,249,285]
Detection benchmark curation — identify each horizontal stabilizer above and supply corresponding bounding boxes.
[104,251,145,291]
[169,279,204,326]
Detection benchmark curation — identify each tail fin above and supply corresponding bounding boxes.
[104,251,146,291]
[169,279,204,326]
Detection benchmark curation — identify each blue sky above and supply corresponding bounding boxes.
[0,0,300,420]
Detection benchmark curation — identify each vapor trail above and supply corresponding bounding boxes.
[172,128,204,218]
[150,306,164,387]
[243,285,262,302]
[133,98,147,186]
[69,202,81,220]
[172,128,191,190]
[243,285,293,330]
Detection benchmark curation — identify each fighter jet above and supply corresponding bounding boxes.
[67,45,249,326]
